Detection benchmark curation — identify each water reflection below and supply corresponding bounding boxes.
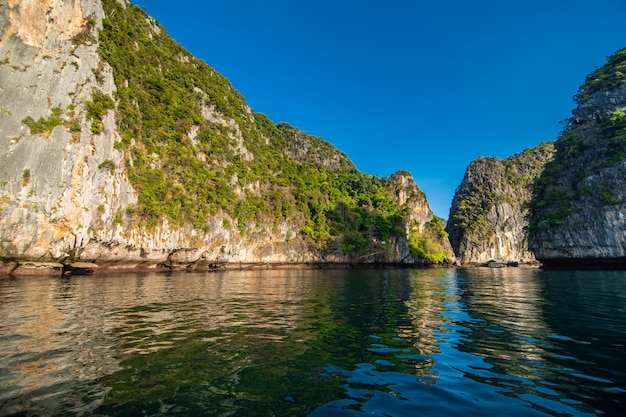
[94,270,329,416]
[447,268,625,416]
[0,277,119,416]
[0,269,624,416]
[312,268,626,416]
[459,268,553,375]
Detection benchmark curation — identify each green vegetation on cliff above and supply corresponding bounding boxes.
[529,112,626,231]
[409,217,450,262]
[574,48,626,105]
[529,48,626,235]
[21,106,64,136]
[447,143,554,256]
[97,0,448,260]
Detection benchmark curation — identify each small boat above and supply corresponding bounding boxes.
[487,258,507,268]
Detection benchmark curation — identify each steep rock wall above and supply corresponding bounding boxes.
[385,171,454,265]
[449,48,626,269]
[447,144,554,264]
[531,161,626,267]
[529,49,626,269]
[0,0,448,274]
[0,0,316,273]
[0,0,139,274]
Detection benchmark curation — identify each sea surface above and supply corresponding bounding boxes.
[0,268,624,416]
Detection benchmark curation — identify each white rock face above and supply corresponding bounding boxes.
[463,202,536,264]
[0,0,136,270]
[532,161,626,262]
[447,145,554,265]
[0,1,445,274]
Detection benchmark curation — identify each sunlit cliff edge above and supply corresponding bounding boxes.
[0,0,452,275]
[1,1,624,275]
[448,47,626,270]
[528,48,626,269]
[447,143,555,266]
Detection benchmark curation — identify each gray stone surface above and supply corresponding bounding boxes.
[0,0,447,273]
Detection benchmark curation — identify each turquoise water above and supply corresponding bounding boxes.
[0,268,624,416]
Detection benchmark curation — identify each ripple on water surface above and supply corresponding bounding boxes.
[0,269,624,416]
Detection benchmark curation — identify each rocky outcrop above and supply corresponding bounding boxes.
[0,0,138,273]
[529,48,626,269]
[447,48,626,269]
[572,86,626,122]
[385,171,454,265]
[446,144,554,265]
[530,161,626,269]
[0,0,449,274]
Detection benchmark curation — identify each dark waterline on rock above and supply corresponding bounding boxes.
[0,268,624,416]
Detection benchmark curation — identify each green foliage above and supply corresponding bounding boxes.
[599,183,622,206]
[601,110,626,164]
[98,159,116,173]
[96,0,443,261]
[113,209,123,225]
[86,89,115,134]
[21,106,63,135]
[86,89,115,120]
[409,218,451,262]
[99,0,248,228]
[69,120,81,132]
[450,186,494,240]
[326,200,404,252]
[21,168,30,186]
[574,48,626,105]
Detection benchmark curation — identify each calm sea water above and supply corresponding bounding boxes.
[0,268,624,416]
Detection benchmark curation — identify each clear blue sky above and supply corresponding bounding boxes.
[132,0,625,218]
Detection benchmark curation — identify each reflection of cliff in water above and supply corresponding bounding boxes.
[538,270,626,341]
[0,278,69,403]
[95,270,323,416]
[404,269,459,367]
[457,268,549,376]
[456,268,626,415]
[535,270,626,414]
[94,269,438,416]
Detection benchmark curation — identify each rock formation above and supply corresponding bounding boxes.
[448,47,626,269]
[386,171,454,265]
[446,144,554,265]
[528,49,626,269]
[0,0,451,274]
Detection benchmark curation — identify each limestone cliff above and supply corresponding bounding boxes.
[386,171,453,264]
[528,48,626,269]
[446,144,554,265]
[0,0,138,274]
[0,0,450,274]
[447,48,626,269]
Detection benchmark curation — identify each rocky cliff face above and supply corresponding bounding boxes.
[386,171,454,265]
[0,0,450,274]
[447,48,626,269]
[0,0,138,274]
[530,160,626,268]
[528,48,626,269]
[446,144,554,264]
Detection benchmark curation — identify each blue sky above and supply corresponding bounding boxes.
[132,0,625,218]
